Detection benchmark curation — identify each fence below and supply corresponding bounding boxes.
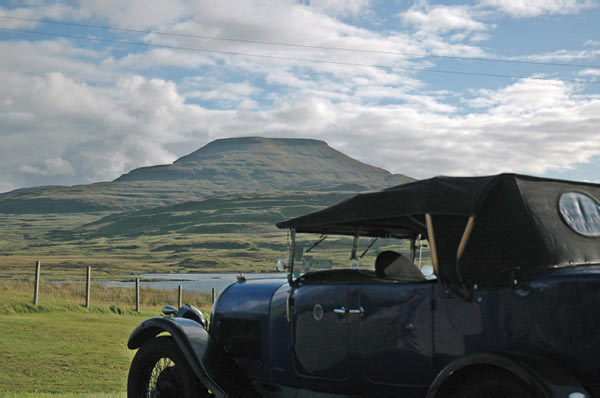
[29,261,218,311]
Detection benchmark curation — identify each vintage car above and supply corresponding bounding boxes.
[126,173,600,398]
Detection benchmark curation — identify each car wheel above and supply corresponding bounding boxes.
[452,369,535,398]
[127,336,210,398]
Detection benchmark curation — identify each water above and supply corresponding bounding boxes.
[101,272,287,293]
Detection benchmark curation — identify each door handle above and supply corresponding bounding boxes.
[333,306,346,315]
[348,307,365,317]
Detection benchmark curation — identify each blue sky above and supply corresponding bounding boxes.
[0,0,599,193]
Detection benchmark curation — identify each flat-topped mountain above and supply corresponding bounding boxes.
[117,137,410,187]
[0,137,414,213]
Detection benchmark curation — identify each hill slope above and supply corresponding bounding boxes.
[0,137,414,213]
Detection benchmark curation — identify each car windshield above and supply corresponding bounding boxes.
[291,233,435,280]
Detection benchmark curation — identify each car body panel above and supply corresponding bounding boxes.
[127,316,228,398]
[128,174,600,397]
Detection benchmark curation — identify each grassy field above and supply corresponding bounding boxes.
[0,280,212,395]
[0,188,430,396]
[0,394,125,398]
[0,212,291,280]
[0,191,354,280]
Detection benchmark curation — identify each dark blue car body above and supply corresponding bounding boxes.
[128,174,600,397]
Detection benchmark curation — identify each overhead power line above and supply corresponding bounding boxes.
[1,27,599,85]
[1,15,599,70]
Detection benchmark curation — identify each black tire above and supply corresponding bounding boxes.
[127,336,210,398]
[451,369,535,398]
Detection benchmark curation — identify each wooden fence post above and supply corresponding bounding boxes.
[85,266,91,309]
[178,285,183,308]
[211,287,217,304]
[136,278,140,312]
[33,261,41,305]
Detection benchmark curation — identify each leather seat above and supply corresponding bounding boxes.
[375,250,426,282]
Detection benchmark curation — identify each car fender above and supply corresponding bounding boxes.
[427,352,589,398]
[128,316,228,398]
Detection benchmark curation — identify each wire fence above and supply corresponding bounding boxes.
[26,261,216,311]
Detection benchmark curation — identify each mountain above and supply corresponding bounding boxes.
[117,137,412,188]
[0,137,415,213]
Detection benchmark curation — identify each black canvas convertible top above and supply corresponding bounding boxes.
[277,174,600,287]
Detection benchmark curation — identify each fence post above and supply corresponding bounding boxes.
[85,266,91,309]
[211,287,217,304]
[136,278,140,312]
[178,285,183,308]
[33,261,41,305]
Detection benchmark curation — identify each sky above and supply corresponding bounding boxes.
[0,0,599,193]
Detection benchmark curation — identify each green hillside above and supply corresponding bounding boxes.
[0,190,354,279]
[77,191,352,238]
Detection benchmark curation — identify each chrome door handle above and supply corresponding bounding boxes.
[348,307,364,317]
[333,306,346,314]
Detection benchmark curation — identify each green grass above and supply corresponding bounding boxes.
[0,184,426,395]
[0,280,213,394]
[0,394,126,398]
[0,311,141,393]
[0,280,213,315]
[0,191,353,280]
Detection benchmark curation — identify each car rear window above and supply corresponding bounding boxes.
[559,191,600,237]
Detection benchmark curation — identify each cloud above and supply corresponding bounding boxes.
[580,69,600,76]
[518,48,600,63]
[19,157,75,176]
[200,77,600,179]
[396,2,490,59]
[185,81,262,108]
[0,69,216,187]
[0,39,111,83]
[0,2,83,28]
[479,0,597,17]
[104,49,217,71]
[308,0,372,18]
[75,0,187,28]
[399,4,487,34]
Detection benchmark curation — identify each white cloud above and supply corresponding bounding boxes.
[580,69,600,76]
[19,157,75,176]
[202,77,600,178]
[512,48,600,64]
[395,2,491,59]
[0,39,111,83]
[479,0,596,17]
[0,69,216,186]
[308,0,372,17]
[0,3,83,28]
[186,81,261,107]
[75,0,187,28]
[399,4,487,34]
[104,49,216,71]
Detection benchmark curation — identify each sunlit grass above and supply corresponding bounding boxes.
[0,279,212,315]
[0,280,212,394]
[0,394,126,398]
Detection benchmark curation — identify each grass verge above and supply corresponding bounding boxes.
[0,280,211,394]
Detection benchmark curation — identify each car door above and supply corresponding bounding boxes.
[350,282,435,387]
[290,283,349,382]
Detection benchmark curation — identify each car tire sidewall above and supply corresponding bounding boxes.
[127,336,206,398]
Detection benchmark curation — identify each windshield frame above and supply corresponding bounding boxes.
[286,228,432,285]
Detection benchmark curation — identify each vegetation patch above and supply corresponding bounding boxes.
[0,280,213,394]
